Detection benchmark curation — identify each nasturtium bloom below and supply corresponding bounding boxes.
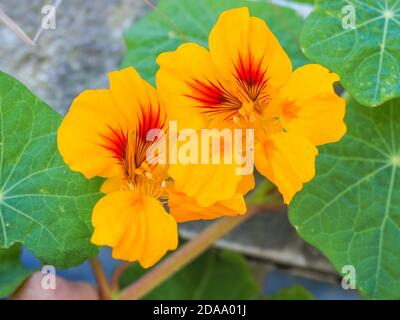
[156,7,346,204]
[57,67,250,267]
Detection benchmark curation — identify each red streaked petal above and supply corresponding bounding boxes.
[234,51,269,101]
[97,101,167,178]
[184,78,241,120]
[134,102,167,168]
[98,126,129,164]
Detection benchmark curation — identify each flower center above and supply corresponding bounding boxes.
[99,104,168,199]
[125,163,169,200]
[122,136,169,199]
[237,100,264,124]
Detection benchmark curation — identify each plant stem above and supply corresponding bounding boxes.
[0,8,34,47]
[119,204,274,300]
[111,262,131,293]
[89,257,112,300]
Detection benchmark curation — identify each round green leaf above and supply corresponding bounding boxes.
[123,0,308,85]
[289,99,400,299]
[301,0,400,107]
[0,72,102,269]
[120,250,259,299]
[0,244,32,298]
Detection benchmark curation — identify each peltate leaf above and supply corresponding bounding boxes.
[0,244,32,298]
[0,71,102,269]
[289,99,400,299]
[120,250,259,299]
[123,0,308,84]
[301,0,400,107]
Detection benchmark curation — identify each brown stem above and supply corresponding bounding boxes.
[89,257,112,300]
[111,262,131,293]
[118,204,272,300]
[0,8,34,47]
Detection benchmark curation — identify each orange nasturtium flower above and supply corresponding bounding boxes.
[57,67,251,268]
[157,7,347,204]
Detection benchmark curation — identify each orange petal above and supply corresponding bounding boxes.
[57,89,129,178]
[100,174,127,194]
[237,174,256,195]
[156,43,228,130]
[168,188,246,223]
[168,160,242,208]
[255,133,318,204]
[91,191,178,268]
[58,67,166,180]
[167,124,252,207]
[108,67,158,127]
[279,64,347,145]
[209,7,292,90]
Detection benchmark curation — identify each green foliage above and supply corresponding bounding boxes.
[120,250,260,299]
[0,71,103,269]
[247,175,282,206]
[289,99,400,299]
[301,0,400,107]
[269,284,315,300]
[290,0,315,3]
[0,244,32,298]
[123,0,308,85]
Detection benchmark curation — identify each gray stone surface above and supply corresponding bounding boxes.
[0,0,334,275]
[180,209,335,274]
[0,0,147,114]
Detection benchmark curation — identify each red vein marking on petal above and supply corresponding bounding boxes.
[97,102,166,175]
[184,77,241,120]
[233,51,270,103]
[98,125,128,164]
[134,101,167,169]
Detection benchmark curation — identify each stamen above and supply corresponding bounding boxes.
[134,168,144,175]
[145,172,153,179]
[98,102,169,199]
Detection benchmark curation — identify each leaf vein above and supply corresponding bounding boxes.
[0,201,63,250]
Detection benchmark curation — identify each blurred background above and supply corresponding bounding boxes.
[0,0,360,299]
